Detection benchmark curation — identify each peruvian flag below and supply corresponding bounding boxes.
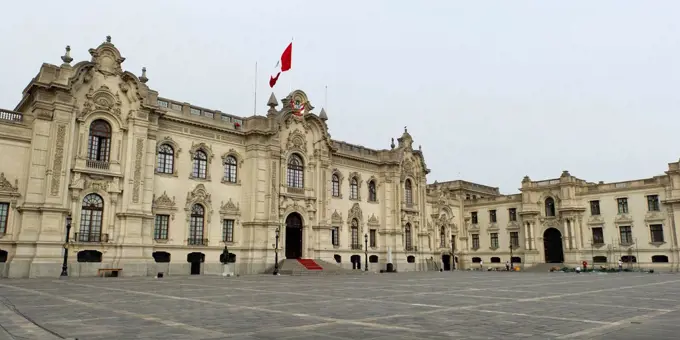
[269,42,292,88]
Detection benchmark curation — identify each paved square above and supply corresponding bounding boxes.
[0,271,679,339]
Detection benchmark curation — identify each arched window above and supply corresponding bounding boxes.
[440,226,446,248]
[368,181,377,202]
[351,218,359,249]
[490,257,501,263]
[407,255,415,263]
[192,150,208,179]
[369,255,379,263]
[80,194,104,242]
[331,174,340,197]
[350,178,359,200]
[287,154,304,188]
[545,197,556,217]
[189,204,205,245]
[652,255,669,263]
[405,223,412,250]
[405,179,413,205]
[87,120,111,162]
[471,257,481,263]
[156,144,174,174]
[223,155,237,183]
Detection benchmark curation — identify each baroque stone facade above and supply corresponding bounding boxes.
[0,38,678,278]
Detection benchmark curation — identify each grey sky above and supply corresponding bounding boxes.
[1,0,678,193]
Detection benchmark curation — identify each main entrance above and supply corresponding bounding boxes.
[543,228,564,263]
[187,252,205,275]
[442,254,451,271]
[285,213,303,259]
[350,255,361,270]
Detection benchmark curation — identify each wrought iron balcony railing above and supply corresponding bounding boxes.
[86,160,110,170]
[187,238,209,246]
[74,232,109,243]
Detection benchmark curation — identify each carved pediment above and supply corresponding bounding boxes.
[401,158,415,180]
[153,191,176,210]
[437,214,449,226]
[158,136,182,157]
[347,203,363,223]
[220,198,241,216]
[368,213,379,226]
[89,37,125,76]
[189,142,214,163]
[286,128,307,153]
[588,215,605,225]
[348,172,363,186]
[331,210,343,224]
[539,216,561,227]
[645,211,665,222]
[185,184,213,223]
[0,173,19,196]
[507,221,520,230]
[614,214,634,224]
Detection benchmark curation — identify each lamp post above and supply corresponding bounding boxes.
[451,235,456,270]
[509,239,514,271]
[364,233,368,271]
[60,215,72,277]
[273,226,280,275]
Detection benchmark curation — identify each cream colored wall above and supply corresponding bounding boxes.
[0,138,30,237]
[464,200,522,262]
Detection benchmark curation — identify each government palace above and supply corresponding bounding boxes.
[0,37,678,278]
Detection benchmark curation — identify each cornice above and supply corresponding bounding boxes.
[332,151,400,167]
[162,115,245,137]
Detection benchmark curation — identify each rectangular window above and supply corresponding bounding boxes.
[331,227,339,246]
[510,232,519,248]
[590,200,600,215]
[508,208,517,222]
[222,219,234,242]
[490,233,499,248]
[0,202,9,234]
[153,215,169,240]
[369,229,377,247]
[619,226,632,245]
[471,234,479,249]
[489,210,497,223]
[592,227,604,244]
[650,224,664,243]
[647,195,660,212]
[617,198,629,214]
[471,212,478,224]
[351,227,359,249]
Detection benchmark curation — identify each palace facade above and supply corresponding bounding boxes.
[0,37,678,278]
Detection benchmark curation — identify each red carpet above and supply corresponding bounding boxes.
[297,259,323,270]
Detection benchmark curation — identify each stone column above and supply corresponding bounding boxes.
[564,219,571,250]
[524,222,531,250]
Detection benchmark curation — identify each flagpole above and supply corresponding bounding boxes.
[254,61,258,115]
[325,85,328,109]
[289,37,294,94]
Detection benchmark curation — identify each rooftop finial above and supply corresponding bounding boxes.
[319,107,328,121]
[404,126,407,133]
[106,35,112,43]
[139,67,148,83]
[390,138,395,149]
[267,92,279,116]
[61,45,73,64]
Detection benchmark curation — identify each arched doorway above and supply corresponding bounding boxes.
[350,255,361,270]
[441,254,451,271]
[285,213,303,259]
[187,252,205,275]
[543,228,564,263]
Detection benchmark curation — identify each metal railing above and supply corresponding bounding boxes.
[86,160,110,170]
[351,244,362,250]
[187,238,209,246]
[74,232,109,243]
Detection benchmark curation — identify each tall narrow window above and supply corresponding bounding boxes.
[508,208,517,222]
[471,234,479,249]
[471,212,478,224]
[87,120,111,162]
[350,178,359,200]
[153,215,169,240]
[189,204,205,245]
[192,150,208,179]
[156,144,174,174]
[368,181,377,202]
[287,154,304,188]
[351,219,359,249]
[490,233,499,248]
[545,197,555,217]
[647,195,660,212]
[80,194,104,242]
[440,226,446,248]
[592,227,604,244]
[510,232,519,248]
[0,203,9,234]
[489,210,497,223]
[331,227,339,246]
[405,223,412,250]
[223,155,237,183]
[369,229,376,247]
[404,179,413,205]
[617,198,629,214]
[331,174,340,197]
[223,219,234,242]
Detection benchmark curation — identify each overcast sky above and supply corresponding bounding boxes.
[1,1,678,193]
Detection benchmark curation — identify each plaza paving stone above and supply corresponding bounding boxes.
[0,271,678,339]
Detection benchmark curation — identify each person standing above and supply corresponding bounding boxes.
[479,259,484,270]
[618,259,623,272]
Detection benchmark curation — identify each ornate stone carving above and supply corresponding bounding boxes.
[587,215,605,225]
[188,142,214,163]
[0,173,20,200]
[50,124,66,196]
[401,158,416,180]
[540,216,561,228]
[84,176,109,192]
[331,210,343,224]
[614,214,634,224]
[270,161,277,215]
[89,39,125,76]
[186,184,213,224]
[347,203,363,230]
[80,85,123,119]
[367,175,380,188]
[368,213,379,226]
[132,138,144,203]
[220,198,241,216]
[153,191,177,220]
[286,128,307,153]
[223,149,244,168]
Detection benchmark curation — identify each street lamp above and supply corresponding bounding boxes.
[60,214,72,277]
[364,233,368,271]
[450,235,456,270]
[509,239,514,271]
[273,226,280,275]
